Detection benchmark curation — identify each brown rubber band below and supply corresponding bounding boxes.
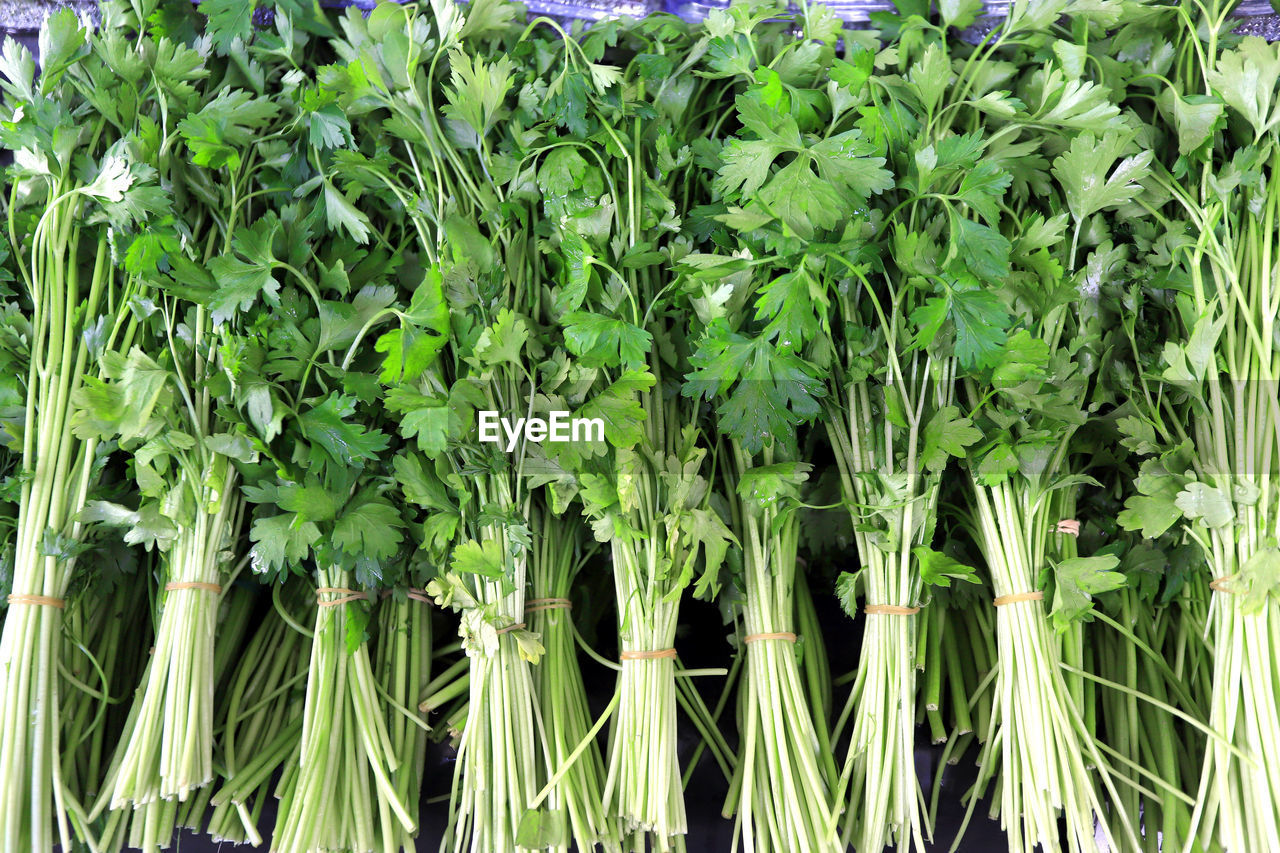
[495,621,526,635]
[864,604,922,616]
[1209,576,1239,594]
[165,582,223,594]
[1055,519,1081,536]
[6,594,65,609]
[316,587,368,607]
[525,598,572,614]
[993,591,1044,607]
[379,588,433,604]
[620,648,677,661]
[743,632,798,643]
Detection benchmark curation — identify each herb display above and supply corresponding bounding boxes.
[2,0,1279,852]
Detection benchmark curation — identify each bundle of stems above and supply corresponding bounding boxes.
[1089,582,1204,851]
[926,589,998,824]
[207,583,312,845]
[426,466,545,853]
[103,490,246,806]
[914,586,993,753]
[961,473,1136,851]
[95,580,258,853]
[1115,10,1280,849]
[373,587,433,853]
[596,431,728,853]
[598,439,707,853]
[527,505,618,852]
[59,547,153,821]
[0,13,157,845]
[720,443,839,852]
[271,566,415,853]
[825,303,960,853]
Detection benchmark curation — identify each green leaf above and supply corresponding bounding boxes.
[205,433,257,463]
[200,0,254,51]
[684,508,735,601]
[950,284,1009,369]
[208,255,280,325]
[684,324,825,454]
[910,297,948,351]
[80,501,141,527]
[393,453,453,511]
[575,370,656,449]
[323,181,373,244]
[975,443,1018,486]
[952,216,1012,281]
[1031,69,1122,130]
[835,570,859,618]
[921,406,981,473]
[1240,547,1280,613]
[72,348,172,445]
[177,89,279,170]
[735,462,811,513]
[277,483,340,523]
[809,132,894,204]
[299,395,391,465]
[0,37,37,103]
[716,93,890,239]
[442,51,515,149]
[473,309,529,366]
[309,104,354,151]
[516,809,568,849]
[333,498,404,560]
[938,0,983,28]
[1206,37,1280,137]
[249,513,321,575]
[969,91,1025,118]
[1175,482,1233,528]
[1162,92,1224,156]
[563,312,652,370]
[914,546,980,587]
[400,399,451,455]
[375,326,445,385]
[1050,554,1125,630]
[1117,416,1160,455]
[207,217,283,325]
[1119,460,1185,539]
[755,270,827,350]
[1051,131,1152,225]
[907,44,950,115]
[450,539,506,579]
[957,161,1012,225]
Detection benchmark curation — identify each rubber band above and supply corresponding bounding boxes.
[864,604,921,616]
[993,591,1044,607]
[1054,519,1081,536]
[1209,576,1239,594]
[620,648,677,661]
[495,621,526,635]
[164,582,222,594]
[6,594,65,609]
[525,598,572,614]
[316,587,368,607]
[743,631,798,643]
[379,588,433,604]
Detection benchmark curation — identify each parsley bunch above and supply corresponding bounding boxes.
[0,4,196,845]
[1115,5,1280,848]
[525,15,743,850]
